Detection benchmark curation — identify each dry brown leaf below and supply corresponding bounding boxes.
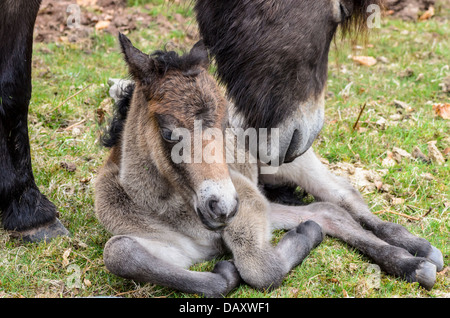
[351,56,377,67]
[444,148,450,156]
[342,289,349,298]
[420,172,434,181]
[427,141,445,165]
[394,100,414,112]
[382,151,396,168]
[374,180,383,191]
[60,161,76,172]
[62,248,71,267]
[392,197,405,205]
[392,147,412,161]
[95,20,110,31]
[76,0,97,7]
[419,6,435,21]
[412,146,429,163]
[432,103,450,120]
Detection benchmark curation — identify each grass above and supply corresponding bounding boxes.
[0,1,448,298]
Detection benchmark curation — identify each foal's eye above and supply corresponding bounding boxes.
[160,128,181,143]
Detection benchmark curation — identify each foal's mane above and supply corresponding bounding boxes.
[151,47,207,77]
[101,47,206,149]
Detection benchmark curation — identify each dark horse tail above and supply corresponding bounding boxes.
[101,82,135,148]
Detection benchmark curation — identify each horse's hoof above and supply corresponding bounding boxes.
[415,261,436,291]
[296,220,324,248]
[11,218,70,243]
[427,246,444,272]
[210,260,242,297]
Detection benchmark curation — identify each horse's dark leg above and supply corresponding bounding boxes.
[269,202,437,290]
[0,0,68,241]
[260,148,444,272]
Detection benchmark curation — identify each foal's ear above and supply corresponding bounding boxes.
[118,33,154,84]
[190,40,209,69]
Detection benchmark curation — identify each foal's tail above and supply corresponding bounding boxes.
[101,81,135,148]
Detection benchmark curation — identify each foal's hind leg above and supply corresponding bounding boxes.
[223,170,323,291]
[260,148,443,272]
[269,202,437,290]
[103,234,241,298]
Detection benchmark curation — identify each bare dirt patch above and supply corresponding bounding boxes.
[34,0,196,44]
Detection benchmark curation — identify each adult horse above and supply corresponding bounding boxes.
[0,0,443,287]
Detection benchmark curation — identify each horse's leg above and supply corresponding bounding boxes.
[260,148,443,272]
[0,0,68,241]
[103,234,241,298]
[268,202,437,290]
[222,170,323,291]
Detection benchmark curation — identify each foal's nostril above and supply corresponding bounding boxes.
[206,197,236,222]
[206,198,224,218]
[208,199,219,214]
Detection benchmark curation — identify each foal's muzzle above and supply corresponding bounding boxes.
[197,196,238,231]
[196,180,239,231]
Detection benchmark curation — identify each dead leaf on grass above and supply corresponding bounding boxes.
[84,279,92,287]
[394,100,414,113]
[444,148,450,156]
[418,6,435,21]
[432,103,450,120]
[427,141,446,165]
[328,162,391,193]
[391,197,405,205]
[95,20,110,31]
[76,0,97,7]
[351,56,377,67]
[420,172,434,181]
[392,147,412,162]
[60,161,77,172]
[62,248,71,267]
[382,151,396,167]
[412,146,430,163]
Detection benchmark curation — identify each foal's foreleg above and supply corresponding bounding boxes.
[261,148,443,272]
[103,235,241,298]
[269,202,437,290]
[223,171,322,290]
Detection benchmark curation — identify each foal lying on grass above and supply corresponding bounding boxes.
[95,34,323,297]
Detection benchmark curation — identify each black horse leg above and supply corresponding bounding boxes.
[0,0,68,241]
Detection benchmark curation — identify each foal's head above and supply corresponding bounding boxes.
[119,34,238,230]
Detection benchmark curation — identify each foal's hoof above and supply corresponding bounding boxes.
[11,218,70,243]
[296,220,324,248]
[414,261,436,291]
[426,246,444,272]
[209,260,241,298]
